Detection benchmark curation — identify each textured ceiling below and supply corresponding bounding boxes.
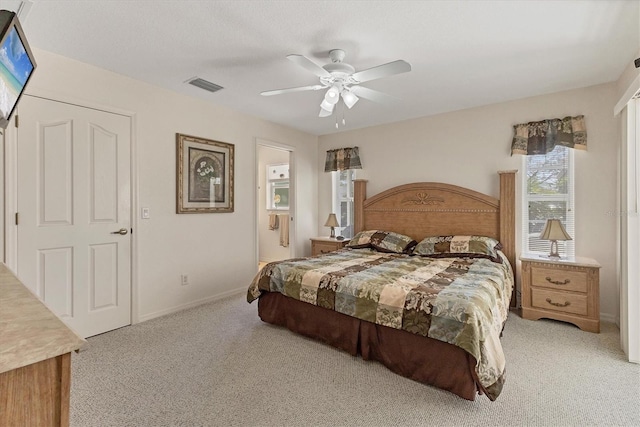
[8,0,640,136]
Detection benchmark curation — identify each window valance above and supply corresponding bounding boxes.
[511,115,587,155]
[324,146,362,172]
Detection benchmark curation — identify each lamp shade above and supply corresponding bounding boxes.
[539,219,572,241]
[324,213,340,228]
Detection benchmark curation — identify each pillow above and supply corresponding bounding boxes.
[412,235,503,263]
[347,230,417,254]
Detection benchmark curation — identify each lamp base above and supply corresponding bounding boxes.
[329,227,335,238]
[547,240,560,258]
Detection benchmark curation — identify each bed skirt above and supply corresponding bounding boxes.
[257,292,483,400]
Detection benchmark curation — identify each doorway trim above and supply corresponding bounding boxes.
[3,89,141,325]
[254,138,296,271]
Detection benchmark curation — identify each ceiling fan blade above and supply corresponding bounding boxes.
[351,60,411,83]
[261,85,324,96]
[350,86,399,104]
[287,54,332,78]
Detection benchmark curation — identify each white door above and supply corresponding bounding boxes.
[16,96,131,338]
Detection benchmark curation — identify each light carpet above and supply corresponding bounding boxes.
[71,293,639,426]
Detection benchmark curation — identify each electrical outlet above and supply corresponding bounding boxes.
[181,274,189,286]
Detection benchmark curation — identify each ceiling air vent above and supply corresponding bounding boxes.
[186,77,224,93]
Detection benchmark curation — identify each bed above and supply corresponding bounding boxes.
[248,171,516,401]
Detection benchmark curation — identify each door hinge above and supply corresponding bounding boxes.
[15,212,19,225]
[14,115,18,128]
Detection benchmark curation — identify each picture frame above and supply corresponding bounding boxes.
[176,133,234,213]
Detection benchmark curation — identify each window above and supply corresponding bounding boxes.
[266,163,289,210]
[522,145,575,257]
[331,169,355,238]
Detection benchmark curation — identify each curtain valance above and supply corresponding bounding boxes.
[511,115,587,155]
[324,146,362,172]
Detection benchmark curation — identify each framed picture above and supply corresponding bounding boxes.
[176,133,234,213]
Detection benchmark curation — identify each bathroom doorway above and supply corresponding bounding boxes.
[256,141,294,269]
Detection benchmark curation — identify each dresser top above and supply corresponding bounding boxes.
[520,253,601,268]
[0,263,85,374]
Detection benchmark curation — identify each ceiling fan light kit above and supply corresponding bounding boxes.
[320,99,334,112]
[261,49,411,126]
[341,89,359,109]
[319,108,333,118]
[325,86,340,104]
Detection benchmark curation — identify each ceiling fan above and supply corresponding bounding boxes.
[261,49,411,119]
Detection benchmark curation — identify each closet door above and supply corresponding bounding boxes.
[620,99,640,363]
[17,96,132,338]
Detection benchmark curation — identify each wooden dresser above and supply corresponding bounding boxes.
[520,254,600,333]
[0,263,85,426]
[310,237,350,256]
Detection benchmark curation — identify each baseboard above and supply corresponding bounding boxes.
[600,312,617,324]
[137,286,246,323]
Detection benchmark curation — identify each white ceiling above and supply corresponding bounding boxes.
[8,0,640,136]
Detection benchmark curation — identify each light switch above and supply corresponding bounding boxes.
[141,207,150,219]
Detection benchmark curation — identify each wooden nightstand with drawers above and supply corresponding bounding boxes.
[310,237,350,256]
[520,254,600,333]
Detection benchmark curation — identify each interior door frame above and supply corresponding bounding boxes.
[254,138,296,269]
[3,90,141,325]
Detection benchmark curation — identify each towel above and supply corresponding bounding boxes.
[279,214,289,247]
[268,213,279,230]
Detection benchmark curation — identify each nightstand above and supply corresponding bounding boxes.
[310,237,350,256]
[520,254,600,333]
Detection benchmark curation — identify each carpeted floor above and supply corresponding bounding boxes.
[70,292,640,427]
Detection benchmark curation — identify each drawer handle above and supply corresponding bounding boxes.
[546,298,570,308]
[546,277,570,285]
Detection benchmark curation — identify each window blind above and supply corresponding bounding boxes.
[331,169,355,238]
[522,145,575,257]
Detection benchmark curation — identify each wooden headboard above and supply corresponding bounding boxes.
[354,171,517,271]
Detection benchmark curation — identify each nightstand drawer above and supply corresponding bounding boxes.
[310,237,350,256]
[531,266,587,293]
[313,242,338,255]
[531,288,588,316]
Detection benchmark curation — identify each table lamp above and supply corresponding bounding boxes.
[324,213,340,238]
[539,219,572,258]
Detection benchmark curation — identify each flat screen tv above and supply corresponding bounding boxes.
[0,10,36,129]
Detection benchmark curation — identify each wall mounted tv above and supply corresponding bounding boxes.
[0,10,36,130]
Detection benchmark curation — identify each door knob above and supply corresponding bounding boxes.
[111,228,129,235]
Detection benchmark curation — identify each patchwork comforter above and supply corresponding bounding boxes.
[247,248,513,400]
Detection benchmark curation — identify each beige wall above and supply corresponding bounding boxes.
[319,83,620,321]
[11,48,318,321]
[615,48,640,113]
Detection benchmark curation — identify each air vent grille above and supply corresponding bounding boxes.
[186,77,224,93]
